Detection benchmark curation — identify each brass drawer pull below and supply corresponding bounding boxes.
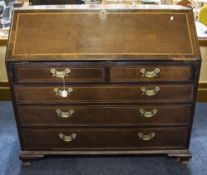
[59,133,77,142]
[140,86,160,96]
[140,68,160,78]
[56,109,75,118]
[139,109,158,118]
[53,88,73,98]
[138,132,156,141]
[50,68,70,78]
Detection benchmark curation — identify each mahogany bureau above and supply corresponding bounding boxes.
[6,5,201,165]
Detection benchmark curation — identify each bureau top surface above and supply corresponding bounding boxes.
[6,5,201,62]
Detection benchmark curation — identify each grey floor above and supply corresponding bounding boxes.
[0,102,207,175]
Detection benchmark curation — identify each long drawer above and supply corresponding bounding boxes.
[22,127,188,150]
[110,65,193,82]
[15,85,194,103]
[17,105,192,126]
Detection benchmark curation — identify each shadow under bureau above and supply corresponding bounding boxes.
[6,5,201,166]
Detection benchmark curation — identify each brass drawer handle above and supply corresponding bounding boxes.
[140,86,160,96]
[50,68,70,79]
[139,109,158,118]
[56,109,75,118]
[53,88,73,98]
[59,133,77,142]
[140,68,160,78]
[138,132,156,141]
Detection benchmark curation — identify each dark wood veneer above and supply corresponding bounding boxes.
[110,65,193,82]
[6,6,201,165]
[17,105,192,126]
[15,66,105,83]
[21,127,188,150]
[14,85,194,103]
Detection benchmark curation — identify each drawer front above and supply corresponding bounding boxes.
[22,127,188,150]
[15,66,105,83]
[15,85,194,103]
[110,65,193,82]
[18,105,192,126]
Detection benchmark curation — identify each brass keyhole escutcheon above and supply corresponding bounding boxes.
[99,9,108,20]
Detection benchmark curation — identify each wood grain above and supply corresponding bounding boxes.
[14,85,194,103]
[17,104,192,126]
[6,8,200,61]
[5,6,201,165]
[21,127,188,150]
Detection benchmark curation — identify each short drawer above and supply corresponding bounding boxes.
[110,65,193,82]
[15,85,194,103]
[14,66,105,83]
[22,127,188,150]
[17,105,192,126]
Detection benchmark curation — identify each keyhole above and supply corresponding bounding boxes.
[99,10,108,20]
[170,16,174,21]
